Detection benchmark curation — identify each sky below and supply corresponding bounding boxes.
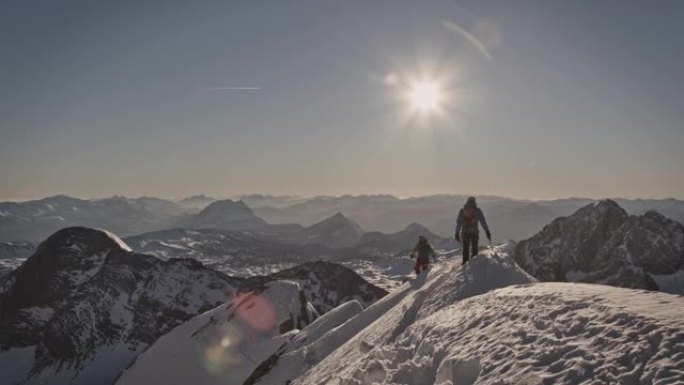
[1,0,683,201]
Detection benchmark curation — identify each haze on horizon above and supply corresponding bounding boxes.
[1,0,683,202]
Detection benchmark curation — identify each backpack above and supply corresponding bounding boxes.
[415,243,433,263]
[462,206,479,234]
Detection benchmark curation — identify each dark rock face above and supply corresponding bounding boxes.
[0,227,388,384]
[1,227,130,319]
[604,211,684,274]
[0,227,241,384]
[240,261,387,314]
[512,200,684,293]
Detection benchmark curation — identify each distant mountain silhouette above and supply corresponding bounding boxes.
[179,199,268,230]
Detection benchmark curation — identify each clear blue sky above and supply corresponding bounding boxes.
[1,0,683,200]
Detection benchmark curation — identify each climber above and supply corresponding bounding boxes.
[410,235,436,275]
[455,197,491,265]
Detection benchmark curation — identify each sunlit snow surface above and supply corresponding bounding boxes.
[293,249,684,385]
[0,241,35,276]
[117,245,684,385]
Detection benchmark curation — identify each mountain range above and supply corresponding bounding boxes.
[1,201,683,384]
[0,227,386,385]
[117,246,684,385]
[2,194,684,243]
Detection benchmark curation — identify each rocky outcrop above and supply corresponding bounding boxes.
[512,200,684,293]
[0,227,387,384]
[0,227,241,384]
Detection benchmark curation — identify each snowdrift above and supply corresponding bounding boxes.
[254,246,536,385]
[116,281,319,385]
[293,250,684,385]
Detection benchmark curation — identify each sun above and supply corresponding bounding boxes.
[406,79,443,114]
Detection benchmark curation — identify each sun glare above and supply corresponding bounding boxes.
[406,79,443,114]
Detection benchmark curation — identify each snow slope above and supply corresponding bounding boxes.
[244,246,684,385]
[0,241,36,277]
[116,281,319,385]
[246,246,535,384]
[0,227,242,385]
[297,282,684,385]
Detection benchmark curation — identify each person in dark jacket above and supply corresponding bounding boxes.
[455,197,491,265]
[410,235,436,276]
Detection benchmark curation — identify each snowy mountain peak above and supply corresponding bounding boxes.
[243,248,537,385]
[184,199,268,230]
[241,261,387,314]
[302,213,364,248]
[177,194,217,210]
[580,198,628,219]
[198,199,252,217]
[108,244,684,385]
[0,227,132,318]
[404,222,429,232]
[39,226,131,255]
[513,200,684,293]
[315,212,355,226]
[0,226,242,385]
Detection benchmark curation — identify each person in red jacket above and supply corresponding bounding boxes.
[455,197,491,266]
[410,235,436,276]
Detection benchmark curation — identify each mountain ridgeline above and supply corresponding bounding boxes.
[0,227,387,385]
[512,199,684,294]
[3,194,684,243]
[1,197,683,384]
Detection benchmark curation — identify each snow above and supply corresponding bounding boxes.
[99,229,133,252]
[0,241,36,276]
[24,343,144,385]
[0,347,35,384]
[343,257,416,290]
[116,280,317,385]
[308,279,681,384]
[317,283,684,385]
[15,306,55,326]
[6,234,684,385]
[285,300,364,352]
[240,246,684,385]
[250,247,533,385]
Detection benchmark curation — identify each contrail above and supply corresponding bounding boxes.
[203,86,262,91]
[442,20,494,62]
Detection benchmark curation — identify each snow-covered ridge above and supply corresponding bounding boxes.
[117,244,684,385]
[0,227,388,385]
[0,241,36,277]
[302,283,683,385]
[116,280,320,385]
[289,248,684,385]
[0,227,242,385]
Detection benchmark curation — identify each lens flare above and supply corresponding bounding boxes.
[201,292,278,381]
[203,325,244,381]
[234,292,276,332]
[406,79,443,113]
